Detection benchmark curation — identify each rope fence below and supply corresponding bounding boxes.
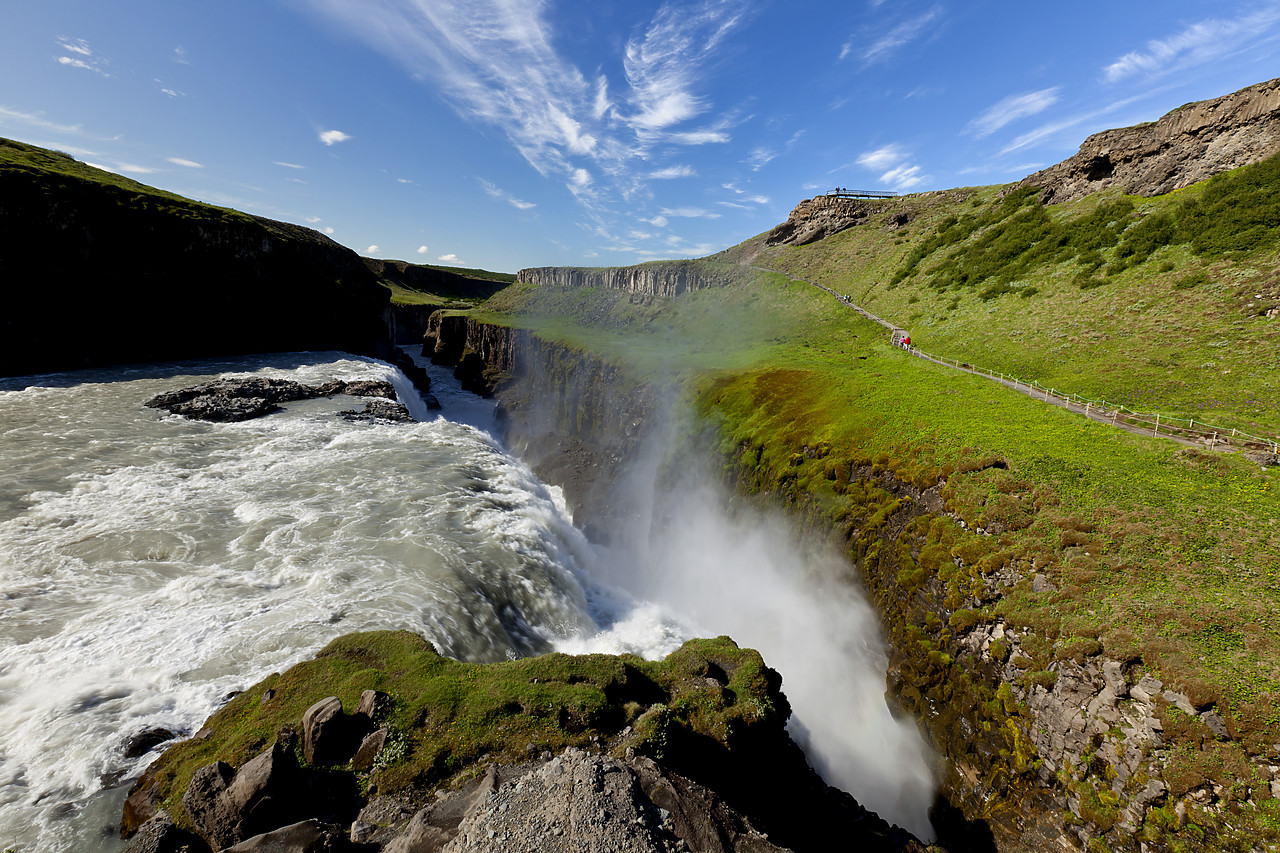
[757,265,1280,455]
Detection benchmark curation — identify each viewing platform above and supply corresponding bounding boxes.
[823,188,899,199]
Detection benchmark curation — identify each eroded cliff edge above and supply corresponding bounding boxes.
[426,313,1275,853]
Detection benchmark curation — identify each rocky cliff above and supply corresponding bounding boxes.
[516,261,740,297]
[423,312,657,541]
[122,631,931,853]
[763,195,923,247]
[1018,76,1280,203]
[0,138,393,377]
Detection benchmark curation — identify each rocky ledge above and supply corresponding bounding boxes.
[1018,76,1280,204]
[120,631,935,853]
[146,378,407,423]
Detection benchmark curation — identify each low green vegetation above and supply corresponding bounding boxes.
[452,153,1280,849]
[142,631,787,830]
[752,156,1280,436]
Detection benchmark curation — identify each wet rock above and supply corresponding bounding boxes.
[148,377,401,423]
[124,727,179,759]
[338,399,414,422]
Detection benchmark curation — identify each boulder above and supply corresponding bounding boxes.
[302,697,349,766]
[183,739,304,850]
[125,727,180,759]
[221,819,351,852]
[121,811,212,853]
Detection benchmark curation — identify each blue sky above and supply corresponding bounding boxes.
[3,1,1279,273]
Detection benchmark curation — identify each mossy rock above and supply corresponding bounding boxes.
[125,631,788,834]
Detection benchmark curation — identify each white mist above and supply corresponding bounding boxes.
[599,462,938,840]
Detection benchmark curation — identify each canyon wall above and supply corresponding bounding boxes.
[516,260,740,297]
[431,315,1264,853]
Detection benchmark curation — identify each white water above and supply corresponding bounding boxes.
[0,349,934,852]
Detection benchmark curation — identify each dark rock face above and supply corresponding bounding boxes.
[338,399,414,423]
[121,811,212,853]
[1018,76,1280,203]
[146,378,401,423]
[0,138,393,378]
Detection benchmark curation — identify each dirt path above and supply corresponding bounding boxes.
[752,264,1221,452]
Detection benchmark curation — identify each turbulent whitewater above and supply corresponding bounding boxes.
[0,350,934,852]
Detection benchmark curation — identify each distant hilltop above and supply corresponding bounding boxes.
[1018,76,1280,204]
[762,76,1280,248]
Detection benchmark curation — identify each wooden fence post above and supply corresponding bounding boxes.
[1154,414,1159,436]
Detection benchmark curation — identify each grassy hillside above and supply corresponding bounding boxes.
[467,157,1280,849]
[738,154,1280,437]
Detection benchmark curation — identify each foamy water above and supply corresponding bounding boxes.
[0,348,934,852]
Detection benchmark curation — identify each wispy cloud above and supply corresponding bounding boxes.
[0,106,83,135]
[650,164,696,179]
[56,37,110,76]
[294,0,744,213]
[855,143,927,190]
[967,87,1061,138]
[659,206,722,219]
[842,6,943,65]
[1104,6,1280,82]
[167,157,203,168]
[480,178,536,209]
[1000,92,1148,154]
[318,129,351,145]
[173,46,190,65]
[275,161,305,169]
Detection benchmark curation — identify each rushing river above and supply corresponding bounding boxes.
[0,350,934,852]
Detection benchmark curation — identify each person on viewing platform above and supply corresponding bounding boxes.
[902,335,911,349]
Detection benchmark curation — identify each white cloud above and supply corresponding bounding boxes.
[275,161,305,169]
[319,129,351,145]
[1104,7,1280,82]
[159,87,183,98]
[1000,92,1147,154]
[167,157,203,168]
[417,245,430,255]
[745,147,776,171]
[659,207,721,219]
[173,46,191,65]
[437,253,460,263]
[643,215,669,227]
[0,106,83,135]
[305,217,323,223]
[324,227,335,234]
[115,163,157,174]
[968,87,1061,138]
[479,178,536,209]
[856,144,907,171]
[855,144,927,190]
[844,7,943,65]
[292,0,743,212]
[55,37,109,76]
[649,164,695,179]
[58,37,92,56]
[366,245,381,255]
[396,177,413,184]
